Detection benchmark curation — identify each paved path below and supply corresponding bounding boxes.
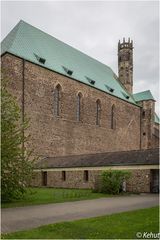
[2,194,159,233]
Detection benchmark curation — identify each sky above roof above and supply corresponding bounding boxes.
[1,1,159,115]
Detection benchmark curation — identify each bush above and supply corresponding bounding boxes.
[94,170,131,194]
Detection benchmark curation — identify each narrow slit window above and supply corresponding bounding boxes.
[84,170,89,182]
[62,171,66,181]
[42,171,47,186]
[111,104,116,129]
[54,85,61,117]
[77,93,82,121]
[96,100,101,126]
[142,110,145,118]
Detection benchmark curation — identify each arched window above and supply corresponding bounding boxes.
[77,92,82,121]
[54,84,61,117]
[96,100,101,126]
[111,104,116,129]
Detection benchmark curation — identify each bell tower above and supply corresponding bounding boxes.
[118,38,133,94]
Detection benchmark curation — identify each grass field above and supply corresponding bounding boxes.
[2,187,114,208]
[2,206,159,239]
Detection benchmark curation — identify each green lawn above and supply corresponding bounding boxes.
[2,187,115,208]
[2,207,159,239]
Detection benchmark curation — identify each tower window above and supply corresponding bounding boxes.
[77,93,82,121]
[62,171,66,181]
[111,104,116,129]
[96,99,101,126]
[142,111,145,117]
[54,84,61,117]
[84,170,89,182]
[143,132,146,136]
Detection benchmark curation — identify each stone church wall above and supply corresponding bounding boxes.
[31,169,151,193]
[2,53,141,157]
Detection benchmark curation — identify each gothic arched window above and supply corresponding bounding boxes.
[77,92,82,122]
[96,99,101,126]
[111,104,116,129]
[54,84,61,117]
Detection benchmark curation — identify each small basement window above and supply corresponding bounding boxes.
[105,84,114,93]
[121,91,130,99]
[62,66,73,76]
[62,171,66,181]
[34,53,46,64]
[84,170,89,182]
[39,58,46,64]
[85,76,95,85]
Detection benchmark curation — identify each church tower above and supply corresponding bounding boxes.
[118,38,133,94]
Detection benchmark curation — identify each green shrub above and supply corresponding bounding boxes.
[94,170,131,194]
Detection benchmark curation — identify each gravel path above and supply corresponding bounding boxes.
[2,194,159,233]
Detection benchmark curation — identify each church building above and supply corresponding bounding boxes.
[1,20,159,193]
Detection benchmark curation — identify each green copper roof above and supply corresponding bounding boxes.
[1,20,138,105]
[133,90,155,102]
[154,113,160,124]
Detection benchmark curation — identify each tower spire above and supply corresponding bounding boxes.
[118,38,133,94]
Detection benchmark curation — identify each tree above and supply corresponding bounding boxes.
[1,76,35,201]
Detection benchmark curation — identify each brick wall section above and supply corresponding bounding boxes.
[152,123,159,148]
[31,169,151,193]
[2,53,141,157]
[126,169,151,192]
[139,100,155,149]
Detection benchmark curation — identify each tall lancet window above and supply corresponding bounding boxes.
[77,92,82,121]
[111,104,116,129]
[54,84,61,117]
[96,99,101,126]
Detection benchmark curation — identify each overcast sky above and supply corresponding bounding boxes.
[1,1,159,115]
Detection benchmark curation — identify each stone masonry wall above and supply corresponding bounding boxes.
[31,169,151,193]
[2,53,141,157]
[140,100,155,149]
[126,169,151,193]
